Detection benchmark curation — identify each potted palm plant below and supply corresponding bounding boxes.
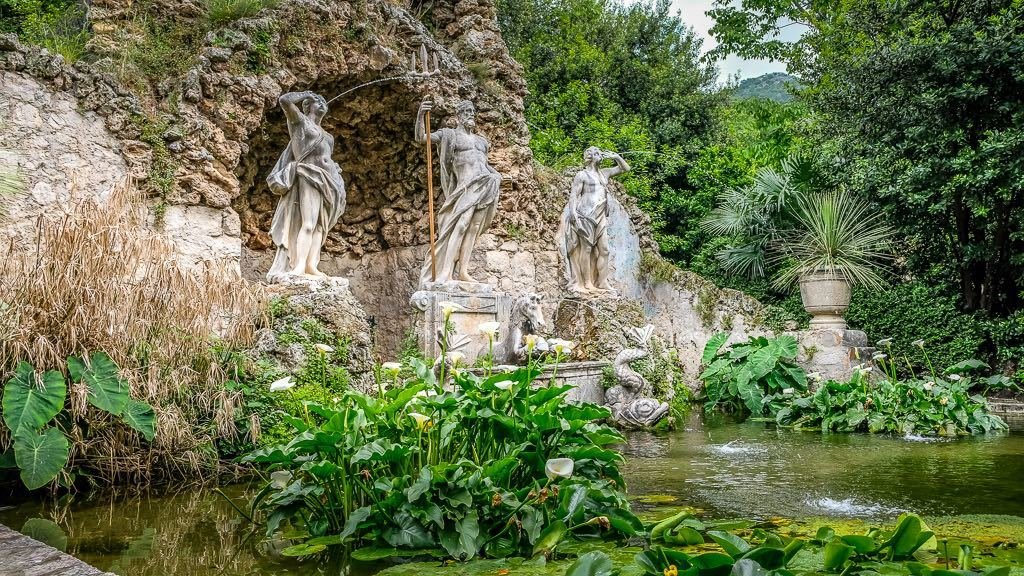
[702,154,893,329]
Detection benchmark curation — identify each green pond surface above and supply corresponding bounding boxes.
[0,413,1021,576]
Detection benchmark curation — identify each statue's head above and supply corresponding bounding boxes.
[302,94,329,122]
[584,146,603,164]
[455,100,476,129]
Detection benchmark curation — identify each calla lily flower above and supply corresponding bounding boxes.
[782,387,795,395]
[314,343,334,353]
[948,373,962,381]
[923,381,934,391]
[269,376,295,392]
[448,351,466,367]
[548,338,575,355]
[939,397,949,405]
[479,321,500,337]
[382,362,402,375]
[494,380,514,390]
[807,372,822,381]
[409,412,432,430]
[270,470,292,489]
[439,301,462,321]
[877,338,894,347]
[545,458,574,480]
[524,334,540,352]
[912,339,925,348]
[872,353,887,361]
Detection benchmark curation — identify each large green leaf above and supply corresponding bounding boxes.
[532,519,567,558]
[68,352,128,416]
[702,333,730,364]
[20,518,68,551]
[708,530,752,558]
[566,551,614,576]
[439,511,481,560]
[2,363,65,434]
[769,335,799,358]
[13,427,70,490]
[823,540,855,571]
[121,399,156,441]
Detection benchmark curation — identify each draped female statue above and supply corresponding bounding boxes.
[266,91,346,282]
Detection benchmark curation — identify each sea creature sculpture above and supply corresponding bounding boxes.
[502,292,545,363]
[605,325,670,428]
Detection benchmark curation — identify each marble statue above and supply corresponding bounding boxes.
[557,147,630,296]
[502,292,545,363]
[605,325,670,428]
[416,99,502,288]
[266,91,346,283]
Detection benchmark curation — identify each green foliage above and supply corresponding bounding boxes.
[498,0,724,254]
[1,353,155,490]
[244,359,640,561]
[698,333,807,416]
[0,0,89,61]
[845,282,988,375]
[204,0,278,26]
[702,153,893,290]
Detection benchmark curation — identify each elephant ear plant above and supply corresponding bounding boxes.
[1,352,156,489]
[243,358,642,560]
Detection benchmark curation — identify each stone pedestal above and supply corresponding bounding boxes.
[551,295,646,361]
[792,328,875,384]
[410,287,513,364]
[537,360,609,405]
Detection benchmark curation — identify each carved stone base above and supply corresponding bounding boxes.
[410,288,512,364]
[266,272,350,291]
[420,280,494,294]
[792,328,875,385]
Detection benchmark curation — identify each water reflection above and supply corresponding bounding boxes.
[622,411,1024,520]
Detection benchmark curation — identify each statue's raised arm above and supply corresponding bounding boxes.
[601,151,630,179]
[415,99,442,145]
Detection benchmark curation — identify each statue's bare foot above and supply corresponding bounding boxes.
[457,272,478,283]
[307,267,328,277]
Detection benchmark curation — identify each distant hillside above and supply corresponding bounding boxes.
[734,72,801,102]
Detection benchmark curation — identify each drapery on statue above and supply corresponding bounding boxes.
[415,99,502,287]
[557,147,630,295]
[266,91,346,282]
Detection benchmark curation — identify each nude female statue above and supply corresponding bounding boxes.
[415,99,502,287]
[558,146,630,295]
[266,91,346,281]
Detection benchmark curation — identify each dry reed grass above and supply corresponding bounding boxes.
[0,181,265,484]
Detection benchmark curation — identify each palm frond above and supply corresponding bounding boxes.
[701,185,755,236]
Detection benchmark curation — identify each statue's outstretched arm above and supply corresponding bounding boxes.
[602,152,631,179]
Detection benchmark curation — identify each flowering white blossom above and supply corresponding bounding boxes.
[314,343,334,353]
[545,458,575,480]
[872,353,887,361]
[382,362,402,375]
[912,339,925,348]
[409,412,432,430]
[548,338,576,356]
[478,321,501,337]
[448,351,466,367]
[923,382,934,391]
[524,334,540,352]
[269,376,295,392]
[947,374,962,381]
[807,372,822,381]
[939,397,949,406]
[494,380,514,390]
[782,387,795,395]
[438,301,462,321]
[877,338,894,347]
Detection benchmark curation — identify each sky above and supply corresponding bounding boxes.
[670,0,790,84]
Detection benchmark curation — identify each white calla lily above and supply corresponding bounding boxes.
[545,458,574,480]
[438,301,462,321]
[409,412,432,430]
[314,343,334,353]
[912,339,925,348]
[549,338,576,356]
[382,362,402,375]
[269,376,295,392]
[494,380,514,390]
[479,321,501,337]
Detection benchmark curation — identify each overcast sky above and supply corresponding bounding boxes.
[670,0,790,84]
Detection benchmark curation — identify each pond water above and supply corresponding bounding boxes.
[1,414,1021,575]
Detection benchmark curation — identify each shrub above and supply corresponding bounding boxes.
[698,333,808,415]
[846,282,988,373]
[245,359,641,560]
[1,0,90,62]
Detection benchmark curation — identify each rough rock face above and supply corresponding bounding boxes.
[0,71,126,247]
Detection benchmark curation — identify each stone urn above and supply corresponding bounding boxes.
[799,270,851,329]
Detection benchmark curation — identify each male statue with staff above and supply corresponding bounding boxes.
[415,98,502,287]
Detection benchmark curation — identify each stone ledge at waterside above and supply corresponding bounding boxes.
[0,523,114,576]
